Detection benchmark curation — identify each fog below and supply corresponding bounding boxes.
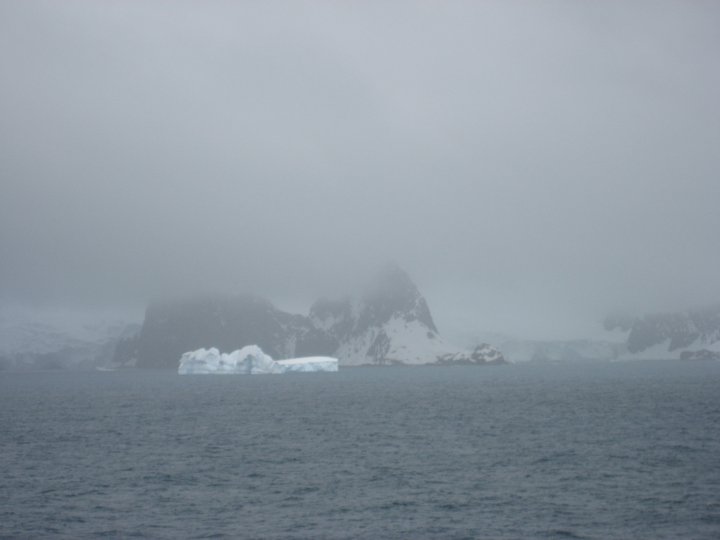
[1,1,719,340]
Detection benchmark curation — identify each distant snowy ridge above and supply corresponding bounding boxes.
[460,305,720,363]
[178,345,338,374]
[0,306,140,370]
[605,305,720,360]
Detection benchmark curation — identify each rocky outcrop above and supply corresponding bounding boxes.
[459,332,624,364]
[437,344,506,365]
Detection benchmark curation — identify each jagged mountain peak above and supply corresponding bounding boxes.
[307,264,495,365]
[309,264,438,344]
[361,263,438,333]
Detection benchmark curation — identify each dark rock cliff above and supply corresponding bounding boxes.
[129,294,335,369]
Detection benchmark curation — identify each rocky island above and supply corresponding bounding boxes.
[114,264,506,369]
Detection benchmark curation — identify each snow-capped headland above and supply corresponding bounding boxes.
[115,264,507,369]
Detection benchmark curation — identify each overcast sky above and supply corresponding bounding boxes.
[1,1,719,340]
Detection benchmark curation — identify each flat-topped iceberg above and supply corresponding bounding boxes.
[178,345,338,375]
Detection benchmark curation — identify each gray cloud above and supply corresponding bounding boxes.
[1,1,719,339]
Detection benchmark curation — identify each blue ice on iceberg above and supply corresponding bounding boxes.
[178,345,338,375]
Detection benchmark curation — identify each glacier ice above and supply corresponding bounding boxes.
[178,345,338,375]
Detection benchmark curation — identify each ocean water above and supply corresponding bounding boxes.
[1,362,719,539]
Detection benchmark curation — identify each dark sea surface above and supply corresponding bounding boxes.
[1,362,720,539]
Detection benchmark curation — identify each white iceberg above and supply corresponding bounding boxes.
[274,356,340,373]
[178,345,338,375]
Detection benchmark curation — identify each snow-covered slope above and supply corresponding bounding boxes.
[310,264,505,366]
[0,306,140,370]
[330,316,451,365]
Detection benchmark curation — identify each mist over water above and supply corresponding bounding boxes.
[1,2,720,339]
